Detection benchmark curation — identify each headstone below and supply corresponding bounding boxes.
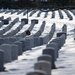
[28,23,35,32]
[34,61,51,75]
[11,18,19,25]
[33,37,40,47]
[31,19,38,24]
[4,37,21,44]
[37,54,52,65]
[51,38,61,49]
[39,37,44,45]
[34,21,45,37]
[37,11,41,17]
[58,9,63,19]
[43,47,56,69]
[21,37,34,51]
[14,41,23,55]
[52,11,55,18]
[0,16,4,21]
[44,12,48,18]
[0,44,11,62]
[46,43,58,58]
[42,35,50,44]
[57,32,66,38]
[6,17,11,21]
[62,24,67,32]
[0,22,3,27]
[62,24,67,39]
[59,34,66,46]
[0,38,4,45]
[11,10,17,14]
[64,9,73,20]
[0,50,5,71]
[2,19,9,24]
[21,18,28,24]
[11,44,18,60]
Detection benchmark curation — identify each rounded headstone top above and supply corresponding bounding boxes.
[35,60,51,65]
[26,70,46,75]
[0,44,11,46]
[43,47,55,50]
[46,42,58,46]
[0,49,4,53]
[38,54,52,59]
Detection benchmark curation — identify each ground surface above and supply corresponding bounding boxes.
[0,9,75,75]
